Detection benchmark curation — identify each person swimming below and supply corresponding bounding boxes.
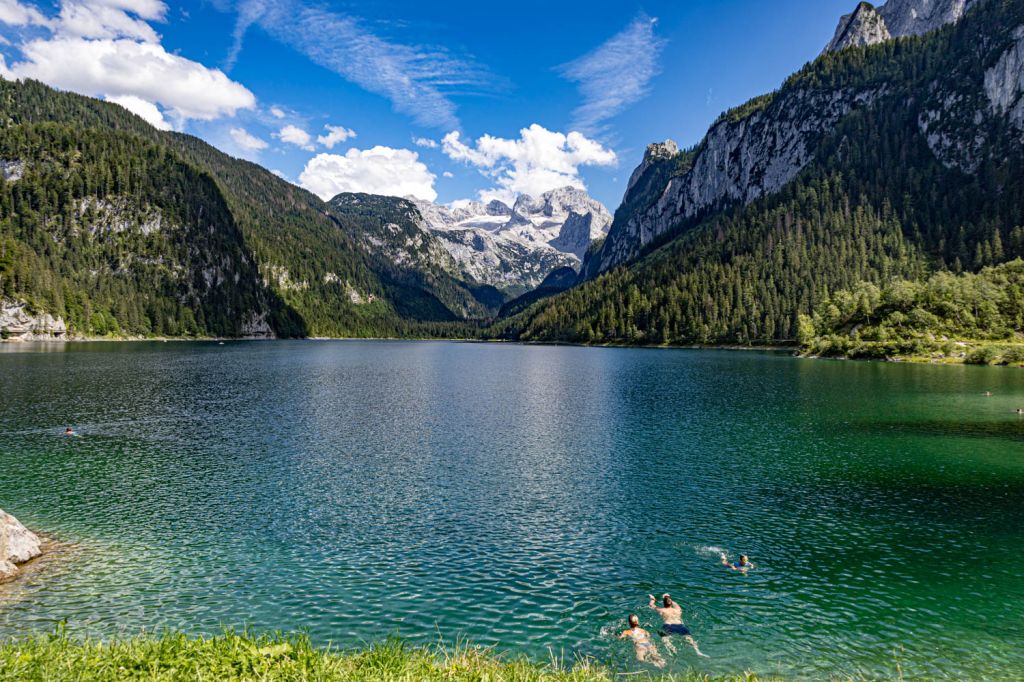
[64,426,76,436]
[619,614,665,668]
[648,593,706,657]
[721,553,754,572]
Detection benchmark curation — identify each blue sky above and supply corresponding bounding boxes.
[0,0,853,209]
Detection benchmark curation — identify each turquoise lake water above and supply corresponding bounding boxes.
[0,341,1022,679]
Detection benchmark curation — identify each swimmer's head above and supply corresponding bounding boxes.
[740,555,749,564]
[628,614,639,628]
[662,594,673,607]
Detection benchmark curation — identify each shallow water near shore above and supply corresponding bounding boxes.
[0,341,1022,679]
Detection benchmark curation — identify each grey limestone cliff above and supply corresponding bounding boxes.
[827,0,983,53]
[827,2,892,52]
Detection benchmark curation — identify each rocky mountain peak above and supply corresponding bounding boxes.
[826,2,891,52]
[826,0,983,52]
[485,199,512,216]
[407,186,611,292]
[627,140,680,193]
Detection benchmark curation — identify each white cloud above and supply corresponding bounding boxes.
[299,146,437,201]
[269,105,286,118]
[442,171,453,178]
[559,15,665,134]
[442,124,616,203]
[57,1,161,42]
[317,124,356,149]
[413,137,438,149]
[5,36,255,124]
[0,0,255,127]
[106,93,170,129]
[229,0,491,128]
[230,126,268,151]
[0,0,54,27]
[274,124,314,151]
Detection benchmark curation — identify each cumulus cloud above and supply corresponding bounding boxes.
[299,146,437,202]
[229,0,492,128]
[442,124,616,203]
[0,0,255,128]
[269,106,286,119]
[413,137,438,149]
[274,124,314,150]
[559,15,665,134]
[230,126,268,151]
[317,124,356,149]
[106,93,170,129]
[57,1,162,42]
[442,171,453,178]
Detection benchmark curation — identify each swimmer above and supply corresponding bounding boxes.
[619,614,665,668]
[64,426,76,437]
[648,593,706,657]
[721,553,754,572]
[1016,408,1023,415]
[985,391,993,397]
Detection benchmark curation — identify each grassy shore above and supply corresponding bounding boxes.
[0,631,769,682]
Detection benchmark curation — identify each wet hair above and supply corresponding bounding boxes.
[740,555,749,562]
[628,614,639,627]
[662,594,673,607]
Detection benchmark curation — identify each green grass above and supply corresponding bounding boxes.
[0,630,770,682]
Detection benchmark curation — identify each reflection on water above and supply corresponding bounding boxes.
[0,341,1022,679]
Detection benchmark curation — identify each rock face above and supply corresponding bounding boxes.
[411,186,612,293]
[0,298,68,340]
[879,0,980,37]
[827,2,892,52]
[626,141,679,193]
[985,26,1024,132]
[826,0,983,52]
[0,509,42,582]
[590,0,1000,278]
[591,87,882,274]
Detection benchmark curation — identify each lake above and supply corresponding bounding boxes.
[0,341,1022,679]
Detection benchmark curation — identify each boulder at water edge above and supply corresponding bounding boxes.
[0,509,42,581]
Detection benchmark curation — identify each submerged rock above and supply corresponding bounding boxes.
[0,509,43,582]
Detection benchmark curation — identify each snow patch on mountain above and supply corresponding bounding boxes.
[410,186,611,292]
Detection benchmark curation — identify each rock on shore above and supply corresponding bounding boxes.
[0,509,42,582]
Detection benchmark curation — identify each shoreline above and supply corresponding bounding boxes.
[4,334,1021,367]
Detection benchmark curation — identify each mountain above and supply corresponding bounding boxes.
[827,0,981,52]
[0,78,501,338]
[325,193,504,319]
[495,0,1024,346]
[826,2,892,52]
[411,186,611,295]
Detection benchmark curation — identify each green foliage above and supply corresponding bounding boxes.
[802,260,1024,362]
[715,92,777,125]
[0,630,769,682]
[0,122,278,337]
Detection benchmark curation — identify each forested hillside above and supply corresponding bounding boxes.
[0,79,484,338]
[495,0,1024,346]
[799,259,1024,364]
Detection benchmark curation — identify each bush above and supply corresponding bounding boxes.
[965,345,1002,365]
